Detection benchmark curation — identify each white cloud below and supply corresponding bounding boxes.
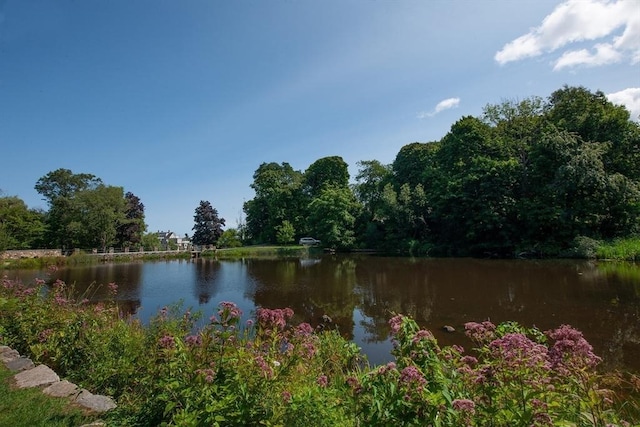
[495,0,640,69]
[554,42,623,69]
[607,87,640,120]
[418,97,460,119]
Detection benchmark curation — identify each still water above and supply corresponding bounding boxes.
[8,256,640,372]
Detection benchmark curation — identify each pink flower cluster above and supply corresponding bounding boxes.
[546,324,601,371]
[256,307,294,331]
[158,334,176,349]
[388,314,404,336]
[464,321,497,343]
[215,301,243,326]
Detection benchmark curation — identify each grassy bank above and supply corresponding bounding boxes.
[0,365,98,426]
[596,237,640,261]
[0,250,192,270]
[211,244,318,258]
[1,277,638,426]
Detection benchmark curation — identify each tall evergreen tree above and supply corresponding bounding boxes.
[192,200,225,246]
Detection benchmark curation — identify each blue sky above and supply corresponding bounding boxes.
[1,0,639,237]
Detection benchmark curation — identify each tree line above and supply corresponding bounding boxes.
[0,169,226,252]
[1,86,638,256]
[242,86,639,256]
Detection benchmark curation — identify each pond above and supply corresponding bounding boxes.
[7,255,640,372]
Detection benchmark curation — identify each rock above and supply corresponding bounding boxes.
[0,347,20,364]
[442,325,456,333]
[14,364,60,388]
[43,380,78,397]
[6,356,34,372]
[74,389,117,413]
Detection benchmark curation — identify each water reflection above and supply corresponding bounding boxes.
[11,256,640,372]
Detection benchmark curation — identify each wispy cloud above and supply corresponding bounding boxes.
[418,97,460,119]
[607,87,640,121]
[495,0,640,70]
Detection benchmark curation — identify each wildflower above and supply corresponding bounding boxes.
[346,376,362,393]
[452,398,475,414]
[217,301,242,325]
[245,319,254,328]
[388,314,404,336]
[38,329,54,343]
[294,322,314,337]
[254,356,273,378]
[460,355,478,366]
[316,375,328,387]
[464,321,496,343]
[411,329,435,344]
[546,324,601,372]
[281,390,292,403]
[256,307,294,330]
[158,334,175,349]
[107,282,118,295]
[185,334,202,347]
[399,366,427,389]
[35,278,46,285]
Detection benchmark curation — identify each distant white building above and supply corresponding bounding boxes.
[156,231,191,250]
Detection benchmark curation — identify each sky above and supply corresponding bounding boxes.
[1,0,639,237]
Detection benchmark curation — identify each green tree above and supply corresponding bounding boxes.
[74,185,126,251]
[243,162,305,243]
[218,228,242,248]
[141,232,161,251]
[116,192,146,248]
[275,220,295,245]
[545,85,640,180]
[307,186,359,250]
[192,200,225,247]
[0,196,46,250]
[35,168,103,249]
[303,156,350,197]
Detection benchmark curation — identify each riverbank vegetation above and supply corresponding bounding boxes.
[1,276,638,426]
[1,85,638,259]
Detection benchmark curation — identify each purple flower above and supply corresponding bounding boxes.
[316,375,328,387]
[452,398,475,414]
[185,334,202,347]
[464,321,496,343]
[294,322,314,337]
[546,324,601,371]
[281,390,292,403]
[216,301,242,326]
[107,282,118,295]
[256,307,294,330]
[399,366,427,388]
[158,334,175,349]
[412,329,435,344]
[388,314,404,336]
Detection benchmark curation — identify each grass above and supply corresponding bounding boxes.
[212,244,319,258]
[596,237,640,261]
[0,365,99,427]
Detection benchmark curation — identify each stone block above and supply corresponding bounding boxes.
[43,380,79,397]
[6,356,34,372]
[13,364,60,388]
[74,389,117,413]
[0,347,20,364]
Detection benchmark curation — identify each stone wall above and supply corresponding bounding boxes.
[0,249,62,260]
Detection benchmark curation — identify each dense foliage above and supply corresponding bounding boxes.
[28,168,148,251]
[0,276,638,426]
[243,86,639,256]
